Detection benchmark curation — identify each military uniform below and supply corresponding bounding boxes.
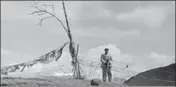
[100,53,112,82]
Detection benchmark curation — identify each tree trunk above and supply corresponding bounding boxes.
[62,0,81,79]
[75,44,81,79]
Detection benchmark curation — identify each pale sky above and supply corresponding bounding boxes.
[1,1,175,76]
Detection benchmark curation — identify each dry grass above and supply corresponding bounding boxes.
[1,76,126,87]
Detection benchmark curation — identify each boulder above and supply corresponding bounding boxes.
[91,79,102,86]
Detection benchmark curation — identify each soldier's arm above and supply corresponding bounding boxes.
[100,54,106,64]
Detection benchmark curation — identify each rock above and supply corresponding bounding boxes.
[90,79,102,86]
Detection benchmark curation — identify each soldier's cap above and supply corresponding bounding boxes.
[104,48,109,51]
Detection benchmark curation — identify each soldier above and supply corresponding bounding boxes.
[100,48,113,82]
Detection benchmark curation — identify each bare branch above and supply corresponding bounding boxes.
[38,16,53,26]
[52,4,56,15]
[30,3,68,33]
[42,4,52,7]
[30,5,41,11]
[29,10,43,15]
[41,4,51,10]
[45,11,68,32]
[38,12,48,16]
[34,1,38,6]
[42,4,47,10]
[41,4,52,11]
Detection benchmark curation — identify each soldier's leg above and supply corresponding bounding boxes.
[102,67,107,82]
[108,67,112,82]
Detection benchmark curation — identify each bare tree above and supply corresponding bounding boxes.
[29,0,82,79]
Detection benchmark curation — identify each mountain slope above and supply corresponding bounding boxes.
[123,63,175,86]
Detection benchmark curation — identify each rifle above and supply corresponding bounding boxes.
[106,58,110,75]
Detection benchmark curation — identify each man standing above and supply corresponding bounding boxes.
[100,48,112,82]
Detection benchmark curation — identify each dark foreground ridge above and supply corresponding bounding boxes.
[123,63,176,86]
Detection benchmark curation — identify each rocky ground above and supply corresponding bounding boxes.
[1,76,126,87]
